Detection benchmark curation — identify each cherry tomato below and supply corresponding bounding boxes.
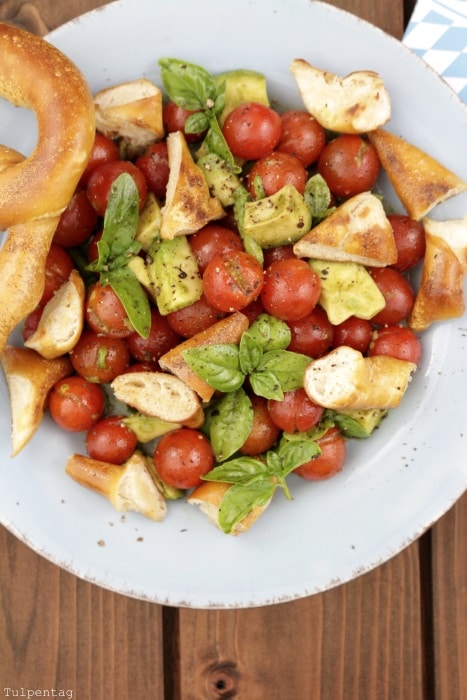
[262,245,295,267]
[86,229,103,264]
[48,375,105,432]
[317,134,380,199]
[85,281,135,338]
[203,250,264,313]
[53,189,99,248]
[70,329,131,383]
[332,316,373,354]
[40,244,75,305]
[163,101,207,142]
[79,132,120,187]
[369,325,422,364]
[369,267,415,326]
[261,258,321,321]
[268,388,324,433]
[166,295,226,338]
[87,160,148,217]
[239,395,281,456]
[246,152,307,197]
[127,308,181,363]
[135,141,170,200]
[153,428,214,489]
[189,224,244,274]
[222,102,282,160]
[387,214,426,273]
[276,110,326,167]
[287,306,334,358]
[241,297,265,326]
[85,415,138,464]
[22,306,43,342]
[294,427,346,480]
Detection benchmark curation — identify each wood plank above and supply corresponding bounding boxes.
[0,0,113,35]
[0,526,166,699]
[322,0,405,38]
[431,492,467,700]
[175,542,425,699]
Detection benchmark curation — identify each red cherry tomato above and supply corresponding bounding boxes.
[369,267,416,326]
[163,101,207,142]
[318,134,380,199]
[85,281,134,338]
[166,295,226,338]
[70,329,131,383]
[287,306,334,358]
[261,258,321,321]
[246,152,308,197]
[332,316,373,354]
[87,160,148,216]
[135,141,170,199]
[268,388,324,433]
[189,224,244,274]
[241,297,265,326]
[203,250,264,313]
[127,308,181,364]
[262,245,295,267]
[53,189,99,248]
[369,325,422,364]
[387,214,426,273]
[40,244,75,305]
[48,375,105,432]
[22,306,43,342]
[85,415,138,464]
[79,132,120,187]
[294,427,346,480]
[239,395,281,456]
[222,102,282,160]
[276,110,326,167]
[153,428,214,489]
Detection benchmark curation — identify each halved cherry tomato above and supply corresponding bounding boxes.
[70,329,131,383]
[369,325,422,364]
[276,110,326,167]
[294,427,346,480]
[268,388,324,433]
[261,258,321,321]
[240,395,281,456]
[87,160,148,216]
[153,428,214,489]
[85,281,135,338]
[246,152,307,197]
[203,250,264,312]
[48,375,105,432]
[318,134,380,199]
[85,415,138,464]
[222,102,282,160]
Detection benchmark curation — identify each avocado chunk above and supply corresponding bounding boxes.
[135,192,162,251]
[123,412,180,442]
[242,185,312,248]
[330,408,388,438]
[148,235,203,315]
[215,68,269,125]
[197,153,242,207]
[309,259,386,325]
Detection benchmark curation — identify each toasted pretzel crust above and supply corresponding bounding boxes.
[0,23,95,353]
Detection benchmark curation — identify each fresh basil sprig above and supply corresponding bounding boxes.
[203,438,320,533]
[87,173,151,338]
[183,314,311,401]
[304,173,336,225]
[158,57,240,173]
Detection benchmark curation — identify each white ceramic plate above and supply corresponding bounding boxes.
[1,0,466,609]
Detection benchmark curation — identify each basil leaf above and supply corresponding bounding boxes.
[249,369,283,400]
[89,173,141,272]
[185,111,210,134]
[265,450,282,475]
[182,344,244,392]
[208,389,253,462]
[248,314,291,352]
[218,479,277,534]
[102,266,151,338]
[278,439,321,477]
[304,173,335,224]
[259,349,310,391]
[283,415,335,443]
[239,332,263,375]
[203,455,268,484]
[204,117,241,173]
[159,58,217,111]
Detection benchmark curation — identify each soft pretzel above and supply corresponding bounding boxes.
[0,23,95,354]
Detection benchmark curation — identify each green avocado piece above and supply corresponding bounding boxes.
[215,68,269,125]
[242,185,312,248]
[309,259,386,325]
[331,408,388,438]
[197,152,242,207]
[148,235,203,315]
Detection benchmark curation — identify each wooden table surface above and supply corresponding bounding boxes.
[1,1,466,698]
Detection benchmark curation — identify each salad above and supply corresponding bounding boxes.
[3,56,466,536]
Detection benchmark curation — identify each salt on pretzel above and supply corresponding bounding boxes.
[0,23,95,354]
